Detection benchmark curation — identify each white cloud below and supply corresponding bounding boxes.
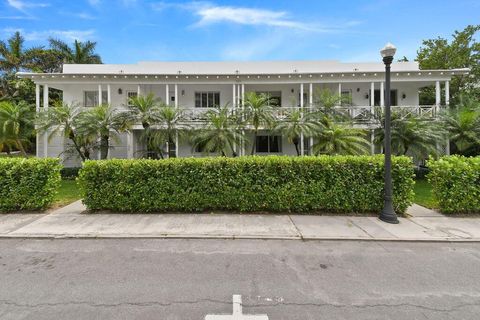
[3,28,96,42]
[152,2,360,33]
[7,0,49,12]
[87,0,101,6]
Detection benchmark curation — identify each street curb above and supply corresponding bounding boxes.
[1,234,480,242]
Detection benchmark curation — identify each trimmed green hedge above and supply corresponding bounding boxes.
[78,155,414,213]
[428,156,480,214]
[0,158,62,211]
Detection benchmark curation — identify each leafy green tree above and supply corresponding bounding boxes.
[0,31,39,73]
[0,101,35,156]
[375,111,445,159]
[443,95,480,155]
[313,116,369,155]
[242,92,275,155]
[148,104,189,159]
[76,104,129,159]
[49,38,102,64]
[36,101,91,161]
[191,105,241,157]
[274,109,321,156]
[416,25,480,104]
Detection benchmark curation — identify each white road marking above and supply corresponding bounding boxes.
[205,295,269,320]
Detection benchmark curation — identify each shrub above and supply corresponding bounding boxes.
[0,158,62,211]
[60,167,81,180]
[78,155,414,214]
[428,156,480,214]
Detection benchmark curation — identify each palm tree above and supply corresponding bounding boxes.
[313,116,370,155]
[0,31,38,73]
[313,88,351,120]
[191,105,241,157]
[76,104,129,159]
[274,109,322,156]
[149,104,189,159]
[375,110,445,158]
[242,92,275,155]
[0,101,35,156]
[36,101,90,161]
[48,38,102,64]
[443,98,480,155]
[126,93,162,129]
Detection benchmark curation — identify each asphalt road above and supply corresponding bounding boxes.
[0,239,479,320]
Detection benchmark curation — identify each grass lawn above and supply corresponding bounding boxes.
[414,179,437,209]
[53,179,82,208]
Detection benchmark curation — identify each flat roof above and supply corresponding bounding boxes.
[60,60,422,75]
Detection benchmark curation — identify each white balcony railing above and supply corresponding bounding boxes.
[180,105,441,124]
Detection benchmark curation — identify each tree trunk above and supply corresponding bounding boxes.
[100,135,109,159]
[68,131,86,161]
[293,136,300,156]
[251,130,257,155]
[16,140,27,157]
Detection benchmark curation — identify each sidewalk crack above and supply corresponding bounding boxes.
[287,216,304,240]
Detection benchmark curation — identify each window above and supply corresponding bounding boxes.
[256,135,282,153]
[373,89,398,106]
[341,90,352,106]
[195,92,220,108]
[127,91,138,107]
[256,91,281,107]
[84,91,107,107]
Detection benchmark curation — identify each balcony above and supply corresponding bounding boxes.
[179,105,442,128]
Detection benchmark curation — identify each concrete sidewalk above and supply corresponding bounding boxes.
[1,201,480,241]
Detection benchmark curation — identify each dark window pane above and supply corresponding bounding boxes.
[201,93,207,108]
[102,91,108,104]
[214,93,220,106]
[256,136,269,153]
[207,92,214,108]
[269,136,281,153]
[195,92,201,108]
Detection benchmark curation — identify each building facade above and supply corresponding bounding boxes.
[18,60,468,166]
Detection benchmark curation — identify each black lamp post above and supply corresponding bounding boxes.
[379,43,399,224]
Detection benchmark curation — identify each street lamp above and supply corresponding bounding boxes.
[379,43,399,224]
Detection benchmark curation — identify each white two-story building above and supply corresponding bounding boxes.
[18,60,468,166]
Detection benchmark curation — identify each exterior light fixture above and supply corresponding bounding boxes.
[379,42,399,224]
[118,88,123,95]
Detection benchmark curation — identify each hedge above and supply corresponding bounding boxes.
[0,158,62,211]
[78,155,414,213]
[428,156,480,214]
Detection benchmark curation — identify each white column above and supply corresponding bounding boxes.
[300,83,304,156]
[174,84,178,108]
[241,83,245,106]
[127,132,134,159]
[35,84,40,157]
[107,84,111,105]
[445,80,450,106]
[380,82,385,106]
[43,85,49,158]
[98,84,102,106]
[165,84,169,105]
[232,84,236,108]
[137,84,141,96]
[241,84,245,156]
[175,132,179,158]
[435,80,441,105]
[309,83,313,155]
[338,83,342,97]
[370,82,375,106]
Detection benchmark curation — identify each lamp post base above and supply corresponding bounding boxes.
[379,207,400,224]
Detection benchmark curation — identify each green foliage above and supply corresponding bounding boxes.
[191,104,240,157]
[313,117,370,155]
[417,25,480,104]
[78,155,414,214]
[0,100,35,155]
[0,158,61,211]
[48,38,102,64]
[375,109,446,159]
[442,96,480,156]
[427,156,480,213]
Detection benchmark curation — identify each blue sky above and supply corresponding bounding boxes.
[1,0,479,63]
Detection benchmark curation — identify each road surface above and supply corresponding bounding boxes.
[0,239,479,319]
